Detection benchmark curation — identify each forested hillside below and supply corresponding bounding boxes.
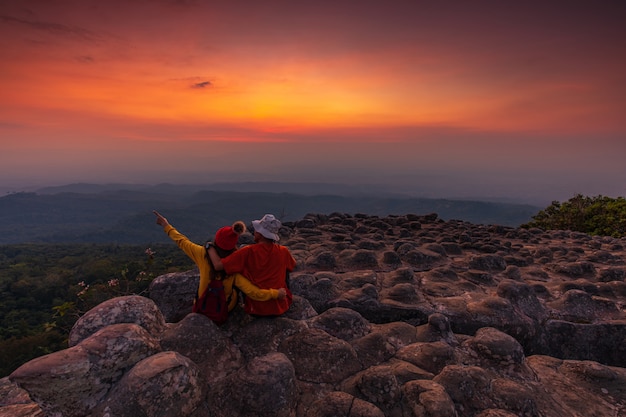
[0,243,195,377]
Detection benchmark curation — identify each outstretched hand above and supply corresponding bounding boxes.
[153,210,169,228]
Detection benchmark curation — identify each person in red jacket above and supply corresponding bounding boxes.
[209,214,296,317]
[153,211,286,323]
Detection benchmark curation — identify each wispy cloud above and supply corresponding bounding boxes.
[0,14,101,42]
[191,81,212,89]
[75,55,95,63]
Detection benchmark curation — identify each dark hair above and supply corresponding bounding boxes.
[206,244,236,281]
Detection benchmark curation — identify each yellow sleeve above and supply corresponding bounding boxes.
[163,224,214,298]
[233,273,279,301]
[163,224,206,265]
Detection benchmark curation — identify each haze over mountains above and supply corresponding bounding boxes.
[0,182,542,245]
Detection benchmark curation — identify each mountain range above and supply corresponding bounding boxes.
[0,182,542,244]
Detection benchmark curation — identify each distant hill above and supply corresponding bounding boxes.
[0,184,541,244]
[35,182,412,198]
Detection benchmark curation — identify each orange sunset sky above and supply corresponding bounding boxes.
[1,0,625,204]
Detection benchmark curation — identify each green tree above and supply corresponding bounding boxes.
[0,243,194,377]
[523,194,626,237]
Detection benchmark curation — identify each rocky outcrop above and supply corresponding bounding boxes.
[5,213,626,416]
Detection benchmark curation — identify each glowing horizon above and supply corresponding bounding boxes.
[1,1,625,203]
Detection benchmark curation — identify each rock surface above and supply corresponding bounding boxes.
[5,213,626,416]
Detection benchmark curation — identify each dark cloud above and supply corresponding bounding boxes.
[0,14,100,42]
[191,81,212,89]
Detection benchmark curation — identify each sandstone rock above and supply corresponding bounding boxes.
[282,294,319,320]
[148,269,198,321]
[307,307,371,341]
[92,351,203,417]
[464,327,535,379]
[232,316,308,360]
[373,321,419,349]
[469,254,507,271]
[8,213,626,417]
[10,323,160,417]
[306,391,385,417]
[0,377,43,417]
[159,312,244,381]
[68,295,166,346]
[415,313,457,345]
[434,365,496,414]
[290,272,341,313]
[541,320,626,367]
[547,289,621,322]
[526,355,626,417]
[400,248,446,271]
[496,279,547,321]
[599,267,625,282]
[353,361,435,405]
[207,352,297,417]
[306,250,337,269]
[401,379,457,417]
[340,363,406,415]
[278,327,362,384]
[350,331,397,368]
[395,341,457,375]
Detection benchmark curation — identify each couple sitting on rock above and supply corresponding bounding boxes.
[154,211,296,323]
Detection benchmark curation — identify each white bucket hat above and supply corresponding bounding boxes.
[252,214,282,241]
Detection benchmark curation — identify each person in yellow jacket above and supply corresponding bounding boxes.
[153,211,285,318]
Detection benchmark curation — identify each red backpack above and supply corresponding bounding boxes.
[192,242,231,325]
[193,277,228,325]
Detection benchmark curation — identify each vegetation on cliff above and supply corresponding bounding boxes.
[523,194,626,237]
[0,244,194,377]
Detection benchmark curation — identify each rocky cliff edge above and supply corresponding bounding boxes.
[4,213,626,416]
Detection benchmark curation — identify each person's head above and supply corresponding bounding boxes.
[214,221,246,257]
[252,214,281,243]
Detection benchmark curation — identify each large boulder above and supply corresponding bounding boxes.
[10,323,161,417]
[159,312,244,381]
[207,352,298,417]
[148,270,198,322]
[68,295,166,346]
[91,351,204,417]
